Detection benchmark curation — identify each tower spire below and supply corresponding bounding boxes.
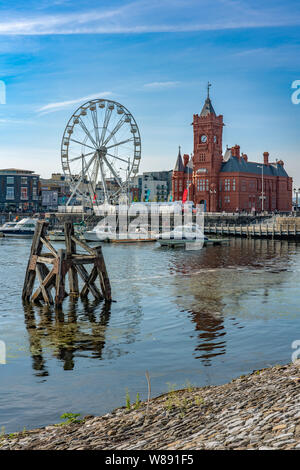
[174,145,184,171]
[200,82,216,117]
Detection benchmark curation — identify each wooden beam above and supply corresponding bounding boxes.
[31,267,56,303]
[80,265,101,298]
[71,235,98,255]
[65,223,79,295]
[75,264,102,300]
[40,237,58,258]
[94,246,112,301]
[22,221,48,302]
[55,249,67,306]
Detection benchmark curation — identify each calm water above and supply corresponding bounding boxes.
[0,236,300,432]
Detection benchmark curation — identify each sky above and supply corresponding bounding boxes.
[0,0,300,185]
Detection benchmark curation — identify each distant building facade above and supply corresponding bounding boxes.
[0,168,40,212]
[40,173,70,210]
[130,171,172,202]
[172,88,292,212]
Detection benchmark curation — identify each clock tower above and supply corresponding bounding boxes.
[192,83,224,211]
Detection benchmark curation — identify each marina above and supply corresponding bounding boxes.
[1,234,300,434]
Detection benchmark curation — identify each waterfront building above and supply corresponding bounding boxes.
[40,173,71,210]
[172,88,292,212]
[130,171,172,202]
[0,168,40,212]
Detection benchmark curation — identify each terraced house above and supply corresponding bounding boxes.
[172,88,292,212]
[0,168,40,212]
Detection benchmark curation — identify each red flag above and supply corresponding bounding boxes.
[182,188,188,203]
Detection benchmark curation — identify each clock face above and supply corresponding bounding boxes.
[201,135,207,143]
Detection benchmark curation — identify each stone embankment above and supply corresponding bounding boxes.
[1,361,300,450]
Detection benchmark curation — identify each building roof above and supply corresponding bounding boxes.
[0,168,36,175]
[200,97,216,117]
[174,147,184,172]
[220,155,289,177]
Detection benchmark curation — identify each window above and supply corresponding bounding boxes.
[241,180,247,191]
[199,153,206,162]
[6,176,14,184]
[21,187,28,200]
[174,181,178,192]
[233,178,236,191]
[197,179,206,191]
[6,187,14,200]
[32,188,38,200]
[21,177,28,185]
[219,180,222,192]
[225,179,230,191]
[224,196,230,203]
[206,179,209,191]
[179,180,182,191]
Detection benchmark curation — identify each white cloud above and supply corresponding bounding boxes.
[143,81,181,89]
[37,91,113,114]
[0,1,300,35]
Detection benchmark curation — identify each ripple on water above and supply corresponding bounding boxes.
[0,237,300,432]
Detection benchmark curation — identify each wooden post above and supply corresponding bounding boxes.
[64,222,79,296]
[22,221,48,302]
[94,246,112,301]
[55,249,67,306]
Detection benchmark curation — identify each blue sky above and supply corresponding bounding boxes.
[0,0,300,185]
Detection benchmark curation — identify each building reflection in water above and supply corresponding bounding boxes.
[23,298,111,376]
[170,238,293,366]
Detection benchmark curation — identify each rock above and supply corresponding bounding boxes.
[1,361,299,451]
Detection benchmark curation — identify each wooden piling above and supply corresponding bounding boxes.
[22,221,112,307]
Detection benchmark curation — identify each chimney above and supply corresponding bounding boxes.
[232,145,240,159]
[277,159,284,167]
[263,152,269,165]
[243,154,248,162]
[183,154,189,167]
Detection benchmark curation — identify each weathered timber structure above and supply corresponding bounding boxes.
[22,221,111,307]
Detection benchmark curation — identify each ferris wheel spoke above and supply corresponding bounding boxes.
[106,138,133,149]
[91,108,101,147]
[102,116,125,147]
[90,155,100,190]
[102,155,123,187]
[106,152,130,164]
[99,158,109,202]
[78,118,98,148]
[99,106,113,146]
[68,150,95,163]
[69,138,95,150]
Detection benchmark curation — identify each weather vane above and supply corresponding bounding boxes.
[207,81,212,98]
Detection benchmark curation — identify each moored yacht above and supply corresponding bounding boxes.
[0,218,37,238]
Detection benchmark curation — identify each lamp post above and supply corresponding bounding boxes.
[257,164,264,212]
[294,188,300,211]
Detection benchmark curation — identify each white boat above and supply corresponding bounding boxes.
[0,218,37,238]
[48,225,86,242]
[156,223,228,248]
[83,225,156,242]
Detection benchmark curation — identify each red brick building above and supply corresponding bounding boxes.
[172,88,292,212]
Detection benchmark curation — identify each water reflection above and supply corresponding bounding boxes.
[171,238,296,365]
[23,299,111,375]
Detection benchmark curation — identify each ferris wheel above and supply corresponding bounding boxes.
[61,98,141,205]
